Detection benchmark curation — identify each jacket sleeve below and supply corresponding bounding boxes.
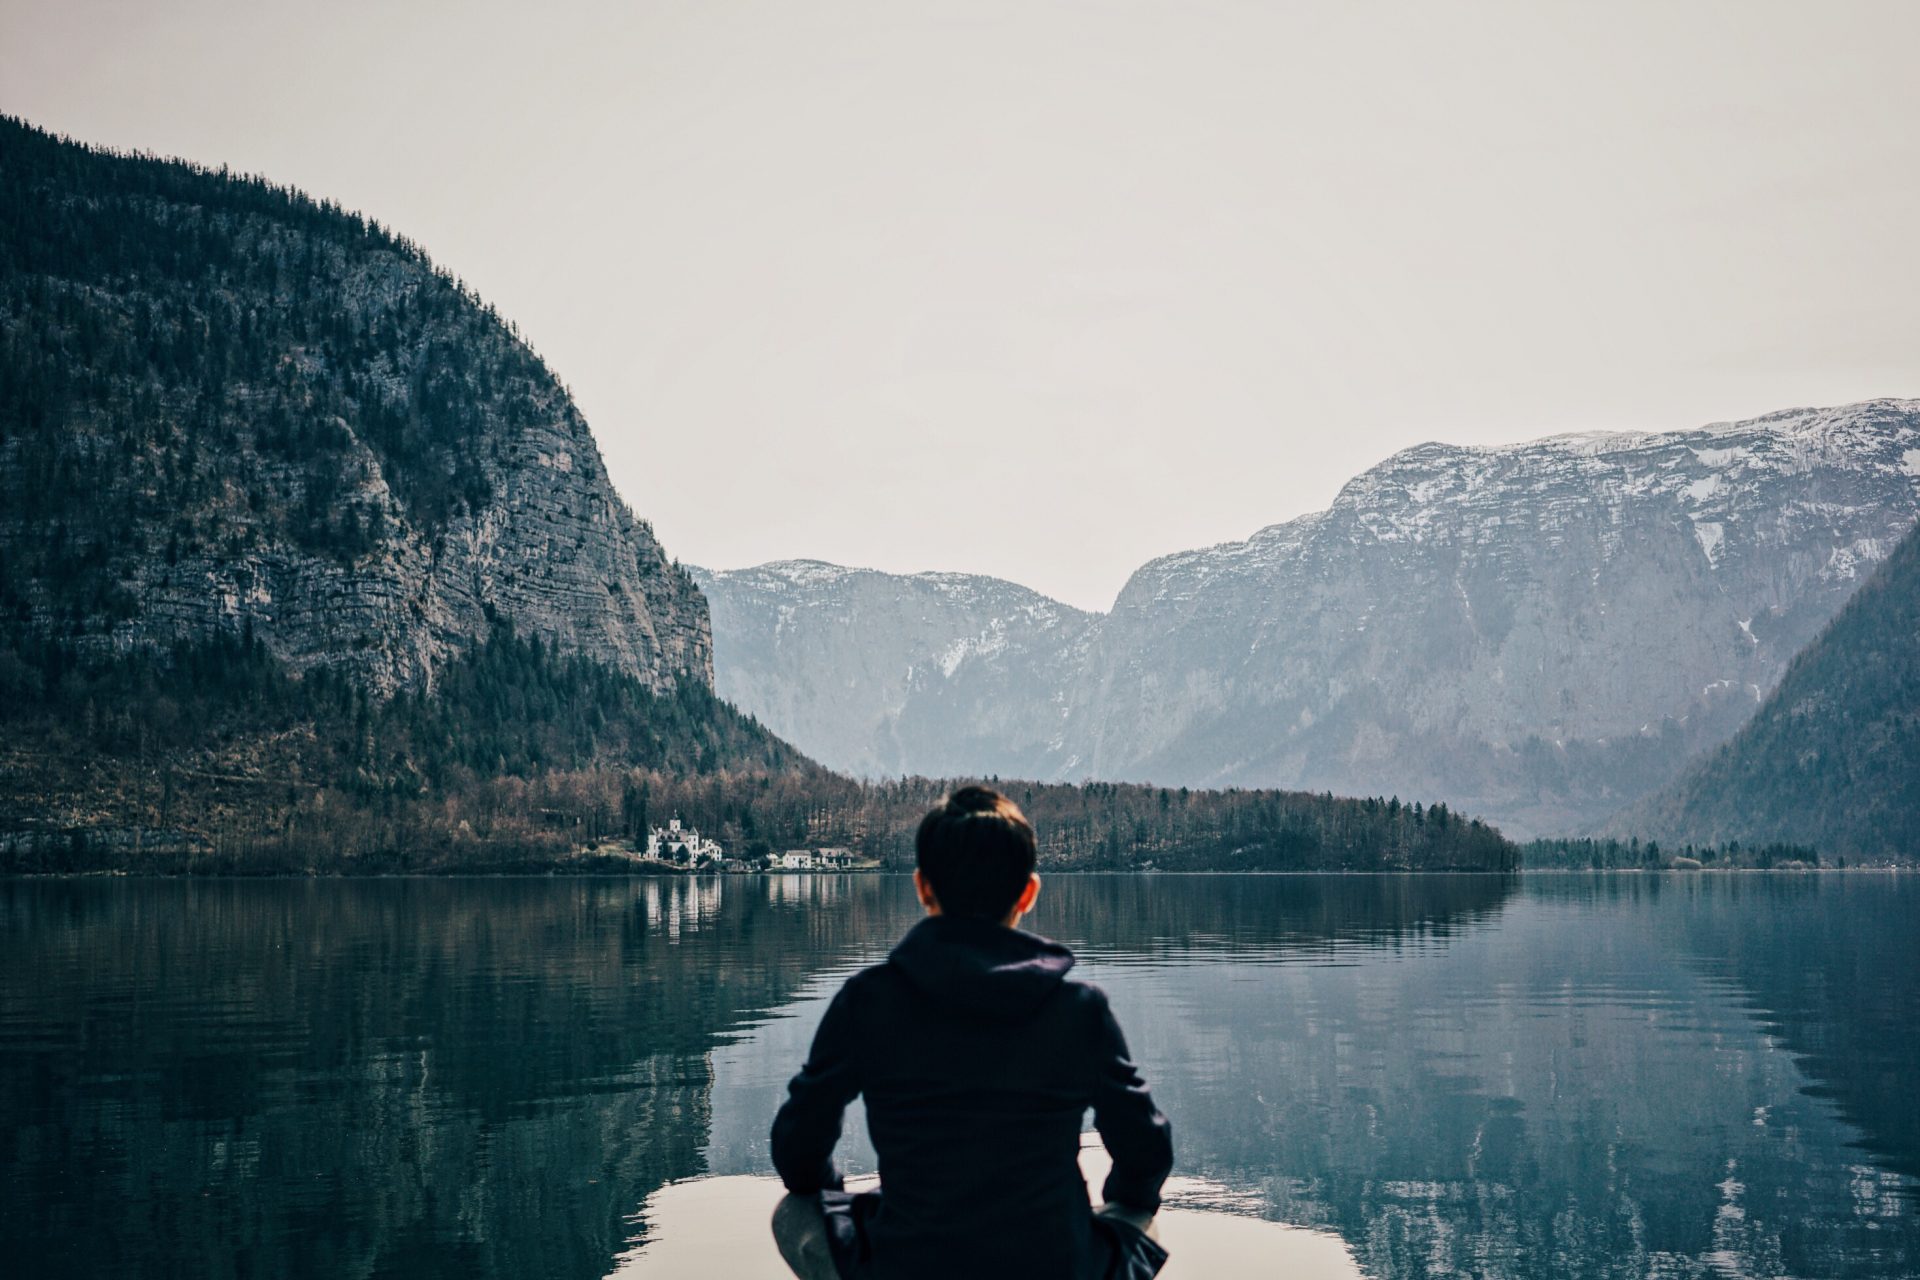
[1087,986,1173,1213]
[770,983,863,1194]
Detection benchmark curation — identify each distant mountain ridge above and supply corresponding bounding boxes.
[1623,521,1920,861]
[0,114,708,695]
[700,400,1920,836]
[690,560,1097,778]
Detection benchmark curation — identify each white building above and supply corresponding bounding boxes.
[647,817,724,867]
[777,847,861,870]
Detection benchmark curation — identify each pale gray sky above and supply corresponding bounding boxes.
[5,0,1918,609]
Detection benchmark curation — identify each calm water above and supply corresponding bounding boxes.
[3,873,1917,1279]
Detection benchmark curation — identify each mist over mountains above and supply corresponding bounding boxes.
[700,400,1920,838]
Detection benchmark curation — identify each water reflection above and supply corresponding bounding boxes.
[1089,885,1915,1278]
[3,873,1916,1279]
[0,876,896,1280]
[1657,872,1920,1192]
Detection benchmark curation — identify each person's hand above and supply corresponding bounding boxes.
[1096,1201,1158,1236]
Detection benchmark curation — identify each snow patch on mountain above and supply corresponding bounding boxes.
[1692,521,1725,565]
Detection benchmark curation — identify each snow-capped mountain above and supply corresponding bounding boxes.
[701,401,1920,836]
[1069,400,1920,835]
[688,561,1098,780]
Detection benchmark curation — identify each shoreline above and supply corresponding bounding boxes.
[3,866,1907,882]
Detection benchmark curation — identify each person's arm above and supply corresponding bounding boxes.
[770,984,862,1194]
[1088,987,1173,1213]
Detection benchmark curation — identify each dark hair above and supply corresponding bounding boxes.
[915,786,1038,920]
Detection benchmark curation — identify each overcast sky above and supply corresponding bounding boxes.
[5,1,1918,609]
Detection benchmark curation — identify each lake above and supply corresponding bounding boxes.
[3,873,1916,1278]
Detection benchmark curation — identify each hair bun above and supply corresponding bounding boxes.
[946,785,1002,814]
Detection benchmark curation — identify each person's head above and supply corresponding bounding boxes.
[914,786,1041,925]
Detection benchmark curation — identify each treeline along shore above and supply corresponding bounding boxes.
[0,630,1519,874]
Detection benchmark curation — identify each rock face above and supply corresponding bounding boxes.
[1068,400,1920,835]
[690,561,1097,779]
[1624,521,1920,861]
[0,117,709,695]
[702,402,1920,835]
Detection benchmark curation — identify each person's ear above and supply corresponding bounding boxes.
[1015,873,1040,916]
[914,869,942,915]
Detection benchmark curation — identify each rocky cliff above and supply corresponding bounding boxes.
[702,401,1920,835]
[0,116,710,695]
[690,560,1096,778]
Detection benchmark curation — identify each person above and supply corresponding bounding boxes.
[769,786,1173,1280]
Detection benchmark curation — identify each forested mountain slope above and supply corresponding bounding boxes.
[0,116,786,868]
[0,115,708,695]
[1624,523,1920,862]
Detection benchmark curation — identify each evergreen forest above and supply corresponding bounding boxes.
[0,629,1518,874]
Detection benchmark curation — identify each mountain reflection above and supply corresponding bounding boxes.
[0,877,900,1280]
[1660,873,1920,1193]
[1080,880,1917,1278]
[4,873,1916,1280]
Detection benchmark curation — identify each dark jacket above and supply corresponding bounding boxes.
[771,914,1174,1280]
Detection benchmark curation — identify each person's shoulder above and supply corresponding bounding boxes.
[1061,976,1115,1017]
[833,958,907,1004]
[813,962,898,1040]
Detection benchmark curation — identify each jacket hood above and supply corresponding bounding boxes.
[888,915,1077,1020]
